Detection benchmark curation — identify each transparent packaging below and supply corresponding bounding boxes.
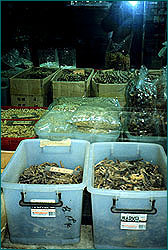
[34,110,76,134]
[57,48,76,68]
[48,97,121,111]
[105,34,132,70]
[68,104,121,131]
[125,65,157,110]
[35,101,121,142]
[155,66,167,110]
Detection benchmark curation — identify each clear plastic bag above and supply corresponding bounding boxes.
[34,110,75,134]
[125,110,159,137]
[2,49,32,69]
[125,65,157,109]
[155,66,167,110]
[48,97,121,112]
[57,48,76,68]
[105,34,132,70]
[68,104,121,131]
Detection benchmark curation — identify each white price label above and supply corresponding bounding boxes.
[50,167,73,174]
[120,213,147,230]
[30,199,56,217]
[121,222,146,230]
[121,213,147,222]
[31,208,56,217]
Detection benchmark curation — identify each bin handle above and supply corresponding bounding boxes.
[111,198,157,214]
[19,192,63,207]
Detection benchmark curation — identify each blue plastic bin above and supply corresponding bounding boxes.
[1,139,90,245]
[87,142,167,249]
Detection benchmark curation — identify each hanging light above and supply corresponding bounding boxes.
[128,1,138,7]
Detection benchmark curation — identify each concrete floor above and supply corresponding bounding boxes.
[1,225,94,249]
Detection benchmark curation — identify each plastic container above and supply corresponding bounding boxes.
[1,139,90,245]
[1,191,7,243]
[36,130,120,143]
[124,132,167,154]
[87,142,167,249]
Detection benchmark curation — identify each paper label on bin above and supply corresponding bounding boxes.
[120,221,146,230]
[121,213,147,222]
[40,139,71,147]
[49,167,73,174]
[31,208,56,217]
[120,213,147,230]
[30,199,56,217]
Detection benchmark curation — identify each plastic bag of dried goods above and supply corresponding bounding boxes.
[34,110,76,136]
[125,109,160,137]
[48,97,85,112]
[57,48,76,68]
[105,34,132,70]
[155,66,167,110]
[125,65,157,110]
[48,97,121,112]
[68,104,121,131]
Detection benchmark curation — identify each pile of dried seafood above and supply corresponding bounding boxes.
[18,162,83,184]
[57,69,91,81]
[94,158,166,191]
[94,70,137,84]
[17,68,56,79]
[1,120,36,138]
[1,108,46,119]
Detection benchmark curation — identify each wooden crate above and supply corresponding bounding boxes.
[52,68,94,98]
[1,150,15,173]
[92,70,127,107]
[10,67,59,96]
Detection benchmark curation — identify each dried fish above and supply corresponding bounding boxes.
[1,120,36,138]
[17,68,56,79]
[18,162,83,185]
[1,108,46,119]
[57,69,91,81]
[94,70,137,85]
[94,158,166,191]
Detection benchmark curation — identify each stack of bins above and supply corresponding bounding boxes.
[1,139,90,245]
[87,142,167,249]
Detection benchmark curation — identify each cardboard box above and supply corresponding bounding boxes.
[92,70,127,106]
[10,94,48,107]
[10,67,58,96]
[52,68,94,98]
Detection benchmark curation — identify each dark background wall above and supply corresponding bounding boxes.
[1,1,167,69]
